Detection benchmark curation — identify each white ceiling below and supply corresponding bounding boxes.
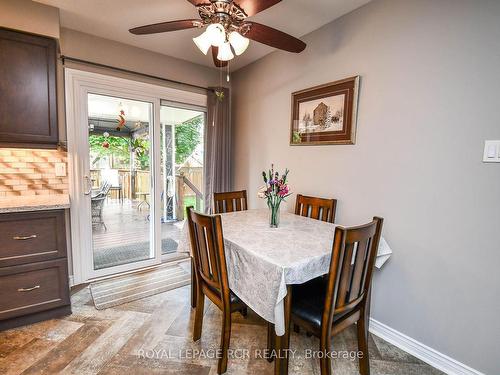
[35,0,371,71]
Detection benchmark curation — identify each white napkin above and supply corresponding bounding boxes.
[375,237,392,269]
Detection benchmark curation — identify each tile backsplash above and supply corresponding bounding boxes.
[0,149,68,197]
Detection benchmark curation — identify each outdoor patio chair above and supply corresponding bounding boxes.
[92,181,111,199]
[91,195,107,230]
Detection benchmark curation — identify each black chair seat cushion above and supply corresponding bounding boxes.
[292,277,352,330]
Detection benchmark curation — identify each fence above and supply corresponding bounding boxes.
[90,169,150,200]
[90,168,204,219]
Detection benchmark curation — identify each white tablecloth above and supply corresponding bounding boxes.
[178,209,392,336]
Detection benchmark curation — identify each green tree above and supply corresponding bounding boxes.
[89,135,130,167]
[175,115,203,165]
[89,134,150,170]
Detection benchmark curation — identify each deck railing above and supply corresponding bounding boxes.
[90,169,204,220]
[176,172,203,220]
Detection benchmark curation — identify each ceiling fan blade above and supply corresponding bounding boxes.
[129,19,202,35]
[234,0,281,17]
[244,22,306,53]
[212,47,228,68]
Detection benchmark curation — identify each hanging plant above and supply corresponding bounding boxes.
[215,90,225,102]
[130,138,146,155]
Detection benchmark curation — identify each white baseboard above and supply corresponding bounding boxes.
[369,318,484,375]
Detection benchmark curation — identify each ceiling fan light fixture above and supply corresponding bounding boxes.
[228,31,249,55]
[193,31,211,55]
[206,23,226,47]
[217,41,235,61]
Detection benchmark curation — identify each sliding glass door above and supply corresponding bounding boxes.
[74,90,161,280]
[87,93,155,271]
[66,69,208,284]
[159,105,205,258]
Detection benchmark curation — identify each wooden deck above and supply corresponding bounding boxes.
[92,199,183,269]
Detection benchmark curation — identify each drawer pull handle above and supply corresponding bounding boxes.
[17,285,41,292]
[13,235,37,240]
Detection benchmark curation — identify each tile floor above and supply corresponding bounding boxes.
[0,285,444,375]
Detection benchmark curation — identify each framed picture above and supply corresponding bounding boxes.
[290,76,360,145]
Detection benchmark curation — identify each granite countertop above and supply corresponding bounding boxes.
[0,194,70,214]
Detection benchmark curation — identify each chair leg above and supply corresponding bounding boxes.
[193,291,204,341]
[217,309,231,374]
[319,333,332,375]
[190,260,197,309]
[357,309,370,375]
[266,322,275,363]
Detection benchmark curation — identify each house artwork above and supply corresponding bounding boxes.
[296,93,345,134]
[313,102,329,127]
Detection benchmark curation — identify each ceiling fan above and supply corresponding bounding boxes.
[129,0,306,67]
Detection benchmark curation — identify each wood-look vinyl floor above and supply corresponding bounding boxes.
[0,285,444,375]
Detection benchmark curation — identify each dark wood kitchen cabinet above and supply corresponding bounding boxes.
[0,27,58,148]
[0,210,71,331]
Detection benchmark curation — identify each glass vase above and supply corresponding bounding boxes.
[269,203,281,228]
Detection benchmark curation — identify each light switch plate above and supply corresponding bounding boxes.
[483,140,500,163]
[55,162,67,177]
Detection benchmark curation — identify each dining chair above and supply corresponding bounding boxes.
[191,190,248,309]
[289,217,383,375]
[213,190,248,213]
[187,207,247,374]
[295,194,337,223]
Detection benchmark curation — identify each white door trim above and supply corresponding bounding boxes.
[65,68,206,284]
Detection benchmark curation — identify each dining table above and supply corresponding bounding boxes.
[178,208,392,375]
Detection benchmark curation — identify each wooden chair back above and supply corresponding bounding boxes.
[323,217,383,326]
[295,194,337,223]
[187,207,230,305]
[213,190,248,213]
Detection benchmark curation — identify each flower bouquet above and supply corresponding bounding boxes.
[258,165,291,228]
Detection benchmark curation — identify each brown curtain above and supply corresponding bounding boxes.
[204,87,231,213]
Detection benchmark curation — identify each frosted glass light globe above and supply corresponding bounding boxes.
[206,23,226,47]
[193,31,211,55]
[217,41,235,61]
[228,31,249,55]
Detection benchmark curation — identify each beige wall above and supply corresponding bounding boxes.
[59,28,220,92]
[232,0,500,373]
[0,0,59,38]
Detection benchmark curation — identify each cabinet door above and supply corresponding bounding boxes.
[0,259,70,321]
[0,28,58,146]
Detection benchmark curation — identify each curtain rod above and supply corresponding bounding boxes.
[59,55,212,92]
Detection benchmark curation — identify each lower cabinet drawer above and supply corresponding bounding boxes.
[0,259,70,321]
[0,210,67,267]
